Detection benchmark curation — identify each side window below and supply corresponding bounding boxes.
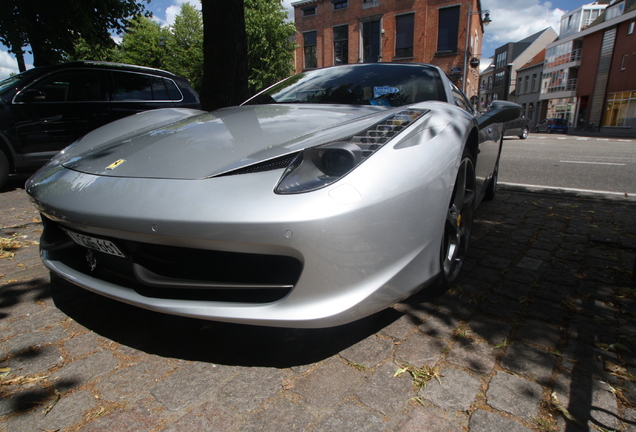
[16,71,103,103]
[112,72,177,101]
[450,85,473,113]
[164,79,183,101]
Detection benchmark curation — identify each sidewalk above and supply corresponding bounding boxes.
[1,175,636,432]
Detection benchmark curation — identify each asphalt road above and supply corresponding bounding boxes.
[498,133,636,196]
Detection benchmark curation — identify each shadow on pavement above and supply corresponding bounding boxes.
[0,173,32,194]
[49,277,403,368]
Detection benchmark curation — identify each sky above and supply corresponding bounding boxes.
[0,0,593,80]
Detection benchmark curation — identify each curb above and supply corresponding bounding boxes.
[499,181,636,203]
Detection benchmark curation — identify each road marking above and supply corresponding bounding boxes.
[560,160,626,166]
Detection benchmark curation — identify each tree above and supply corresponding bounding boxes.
[64,38,119,63]
[0,0,148,69]
[115,15,171,69]
[244,0,296,95]
[200,0,249,111]
[164,3,204,92]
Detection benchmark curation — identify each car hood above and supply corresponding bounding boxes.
[59,104,415,180]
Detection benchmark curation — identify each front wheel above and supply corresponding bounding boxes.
[0,150,9,190]
[438,149,476,286]
[519,127,529,139]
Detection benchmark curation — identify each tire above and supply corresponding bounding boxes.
[0,150,9,190]
[437,148,476,286]
[519,127,528,139]
[548,127,553,133]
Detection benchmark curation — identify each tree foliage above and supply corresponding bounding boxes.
[0,0,148,70]
[163,3,204,92]
[244,0,297,95]
[115,15,171,70]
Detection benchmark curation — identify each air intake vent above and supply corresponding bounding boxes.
[219,153,299,177]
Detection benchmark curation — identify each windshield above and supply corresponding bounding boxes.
[244,64,447,107]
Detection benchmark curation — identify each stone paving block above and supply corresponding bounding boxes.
[312,401,390,432]
[435,292,479,319]
[418,314,459,341]
[454,277,490,297]
[3,343,63,377]
[493,281,532,299]
[379,314,416,340]
[51,350,119,392]
[445,337,497,374]
[172,400,242,432]
[466,316,511,346]
[23,389,95,432]
[398,407,468,432]
[480,295,524,321]
[553,372,619,431]
[293,358,364,410]
[418,367,481,411]
[152,361,238,412]
[567,316,616,346]
[487,371,543,419]
[394,331,446,368]
[515,319,562,350]
[0,384,50,417]
[79,397,162,432]
[560,339,619,383]
[217,365,286,413]
[96,359,176,402]
[354,362,413,415]
[469,409,534,432]
[237,396,316,432]
[339,334,395,368]
[503,268,541,285]
[623,408,636,432]
[526,299,567,325]
[63,331,105,359]
[500,342,556,385]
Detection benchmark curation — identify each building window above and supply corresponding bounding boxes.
[362,0,380,8]
[621,54,628,71]
[303,31,317,69]
[437,6,460,53]
[603,91,636,127]
[332,0,347,10]
[495,51,507,68]
[531,74,537,92]
[524,76,529,93]
[487,76,492,90]
[395,13,414,58]
[362,20,382,63]
[302,6,316,17]
[629,20,635,35]
[333,25,348,65]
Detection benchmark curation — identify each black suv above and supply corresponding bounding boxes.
[0,61,201,188]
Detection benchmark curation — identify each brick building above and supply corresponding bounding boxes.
[292,0,489,100]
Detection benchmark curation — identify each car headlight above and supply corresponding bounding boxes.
[275,108,428,194]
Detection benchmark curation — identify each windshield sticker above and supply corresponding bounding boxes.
[373,86,400,98]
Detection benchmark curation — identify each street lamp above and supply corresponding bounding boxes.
[463,7,491,94]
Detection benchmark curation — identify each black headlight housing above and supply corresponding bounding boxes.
[275,108,427,194]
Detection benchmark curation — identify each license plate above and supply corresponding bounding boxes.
[63,229,126,258]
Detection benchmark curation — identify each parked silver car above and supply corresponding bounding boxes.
[27,63,520,328]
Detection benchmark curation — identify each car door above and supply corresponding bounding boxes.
[11,69,109,166]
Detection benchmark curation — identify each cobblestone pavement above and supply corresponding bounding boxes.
[1,172,636,432]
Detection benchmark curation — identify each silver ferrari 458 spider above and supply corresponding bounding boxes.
[27,63,521,328]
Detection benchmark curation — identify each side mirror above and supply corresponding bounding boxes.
[478,101,522,129]
[16,89,46,103]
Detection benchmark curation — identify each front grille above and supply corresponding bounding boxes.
[41,216,301,303]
